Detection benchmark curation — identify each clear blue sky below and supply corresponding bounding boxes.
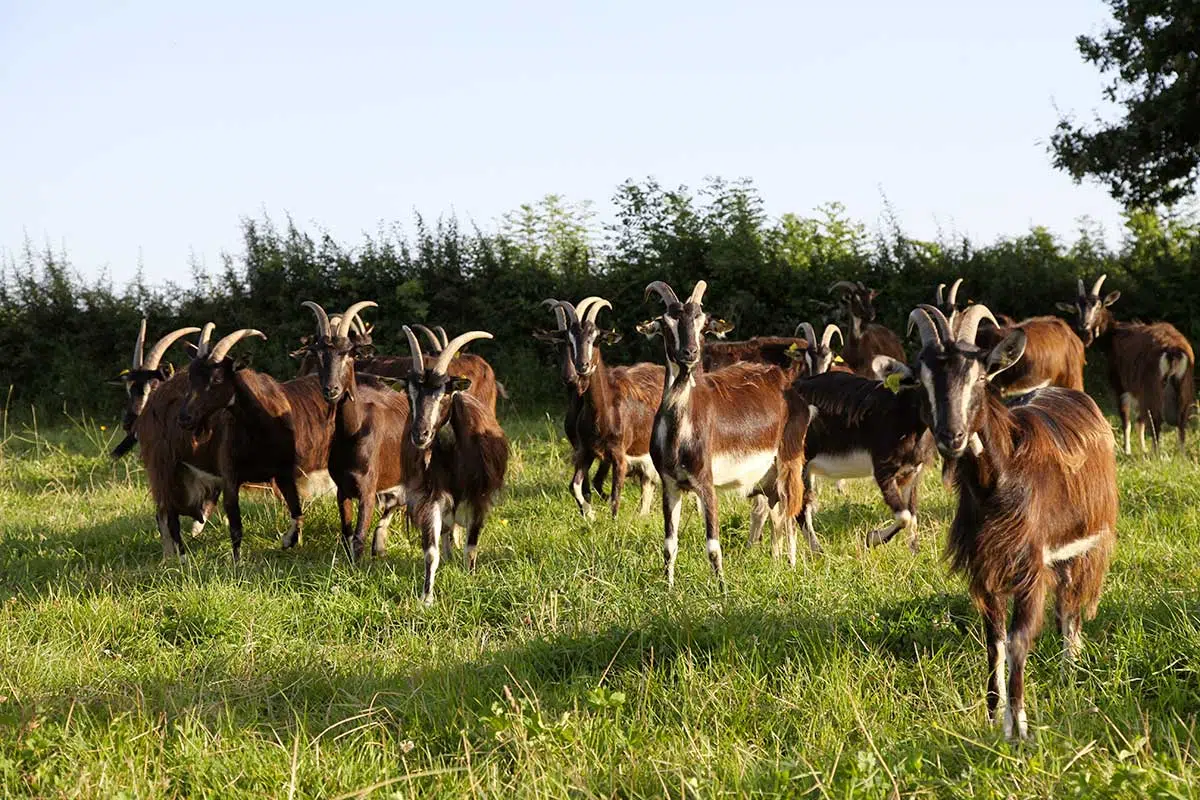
[1,0,1122,285]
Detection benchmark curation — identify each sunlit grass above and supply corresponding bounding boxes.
[0,410,1197,798]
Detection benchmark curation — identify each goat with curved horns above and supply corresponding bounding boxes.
[544,296,663,519]
[302,300,413,561]
[178,326,337,560]
[108,320,202,458]
[794,322,848,378]
[829,280,906,376]
[877,303,1117,740]
[1058,274,1194,455]
[935,278,1084,396]
[645,279,807,588]
[396,326,509,604]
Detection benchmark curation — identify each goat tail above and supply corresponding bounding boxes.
[777,397,813,519]
[495,381,510,400]
[1159,347,1192,427]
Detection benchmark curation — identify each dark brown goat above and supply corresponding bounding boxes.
[896,303,1117,740]
[397,326,509,604]
[301,301,412,561]
[178,328,336,560]
[296,322,505,413]
[544,297,664,519]
[108,320,201,458]
[936,279,1084,395]
[1058,274,1195,455]
[830,280,906,376]
[644,279,807,587]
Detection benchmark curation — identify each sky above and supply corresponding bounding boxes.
[1,0,1124,286]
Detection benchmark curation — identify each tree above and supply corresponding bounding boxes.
[1050,0,1200,207]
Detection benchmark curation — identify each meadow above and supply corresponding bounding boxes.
[1,409,1198,798]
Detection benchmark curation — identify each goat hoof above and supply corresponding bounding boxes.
[421,592,435,606]
[865,528,893,547]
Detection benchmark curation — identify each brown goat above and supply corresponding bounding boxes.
[830,280,906,376]
[397,326,509,604]
[300,301,412,561]
[644,280,807,587]
[894,303,1117,740]
[178,329,337,560]
[108,320,202,458]
[936,279,1084,395]
[1058,274,1195,455]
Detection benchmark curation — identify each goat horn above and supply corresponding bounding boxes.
[207,329,266,363]
[196,323,216,358]
[413,324,443,353]
[1077,278,1086,298]
[552,300,580,329]
[955,304,998,345]
[795,322,817,345]
[687,280,707,305]
[947,278,963,307]
[828,280,858,295]
[336,301,376,339]
[302,301,332,339]
[402,325,425,375]
[434,326,449,349]
[542,299,568,331]
[583,297,612,324]
[1091,274,1107,297]
[644,281,680,306]
[142,326,202,371]
[822,323,843,348]
[575,296,605,320]
[935,283,945,307]
[132,319,147,369]
[908,305,950,350]
[433,331,492,375]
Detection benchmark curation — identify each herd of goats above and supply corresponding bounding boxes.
[103,274,1193,740]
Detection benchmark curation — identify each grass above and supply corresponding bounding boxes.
[1,409,1199,798]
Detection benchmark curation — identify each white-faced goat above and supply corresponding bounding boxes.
[178,327,337,560]
[108,320,202,458]
[936,278,1085,395]
[301,301,412,561]
[543,297,663,519]
[829,280,906,376]
[1058,274,1194,454]
[644,280,807,587]
[397,326,509,604]
[794,322,849,377]
[893,303,1117,740]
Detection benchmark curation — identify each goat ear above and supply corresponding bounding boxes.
[354,344,376,359]
[106,368,133,386]
[871,355,913,385]
[704,318,734,338]
[602,329,623,345]
[448,376,472,394]
[1055,302,1076,314]
[233,355,253,371]
[159,363,175,380]
[532,329,567,343]
[635,319,661,338]
[1103,290,1121,307]
[986,330,1026,379]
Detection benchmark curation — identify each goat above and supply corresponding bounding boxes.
[397,326,509,604]
[788,369,936,553]
[297,322,506,413]
[178,328,337,560]
[1058,274,1195,455]
[829,280,906,376]
[544,297,664,520]
[794,322,850,377]
[937,279,1085,395]
[108,320,201,458]
[890,302,1117,740]
[644,279,807,588]
[703,335,808,377]
[301,301,412,561]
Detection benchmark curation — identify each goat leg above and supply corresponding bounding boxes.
[698,482,725,593]
[865,474,913,548]
[223,484,243,562]
[420,501,443,605]
[662,481,683,588]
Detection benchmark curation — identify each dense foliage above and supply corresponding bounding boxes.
[3,178,1199,419]
[1051,0,1200,207]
